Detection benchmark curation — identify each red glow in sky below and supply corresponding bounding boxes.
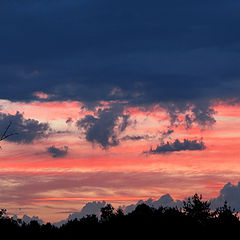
[0,100,239,222]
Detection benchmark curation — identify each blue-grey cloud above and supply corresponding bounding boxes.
[54,201,107,227]
[211,182,240,211]
[146,139,206,154]
[0,112,50,144]
[46,145,69,158]
[76,104,130,148]
[67,201,106,221]
[21,215,44,225]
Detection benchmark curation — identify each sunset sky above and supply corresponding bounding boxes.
[1,0,240,222]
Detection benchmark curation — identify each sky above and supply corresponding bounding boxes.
[1,0,240,222]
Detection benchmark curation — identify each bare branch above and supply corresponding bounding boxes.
[0,121,12,140]
[0,121,18,142]
[0,132,18,141]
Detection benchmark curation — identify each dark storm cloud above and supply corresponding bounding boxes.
[76,104,130,148]
[1,0,240,103]
[0,112,50,143]
[145,139,206,154]
[46,145,69,158]
[1,0,240,128]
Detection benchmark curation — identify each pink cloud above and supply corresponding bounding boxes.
[33,92,51,100]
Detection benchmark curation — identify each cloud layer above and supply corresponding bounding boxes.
[1,0,240,111]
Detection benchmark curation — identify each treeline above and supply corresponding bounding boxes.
[1,194,240,238]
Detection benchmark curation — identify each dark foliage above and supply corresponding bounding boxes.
[0,194,240,239]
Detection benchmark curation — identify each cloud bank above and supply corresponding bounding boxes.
[211,182,240,211]
[1,0,240,123]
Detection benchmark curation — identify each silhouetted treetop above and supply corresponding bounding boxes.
[183,193,211,224]
[100,204,115,223]
[214,201,239,225]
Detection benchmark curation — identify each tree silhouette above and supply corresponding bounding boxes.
[214,201,239,225]
[183,193,211,225]
[79,214,99,225]
[0,193,240,237]
[115,207,124,217]
[100,204,115,223]
[0,208,7,218]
